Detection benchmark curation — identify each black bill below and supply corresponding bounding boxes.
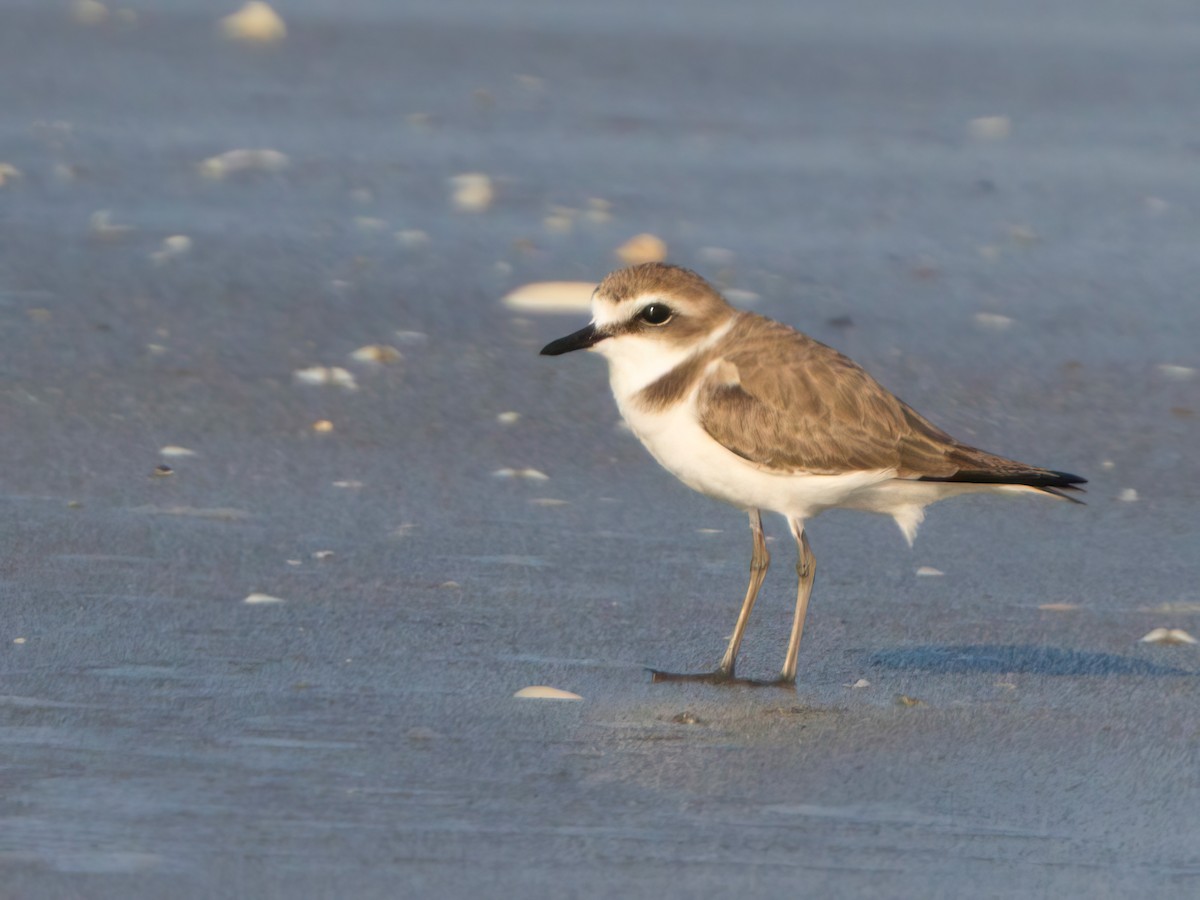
[540,323,606,355]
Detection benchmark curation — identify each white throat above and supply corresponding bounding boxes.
[593,316,735,403]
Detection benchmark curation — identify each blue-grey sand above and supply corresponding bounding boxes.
[1,1,1198,896]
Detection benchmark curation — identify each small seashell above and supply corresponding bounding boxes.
[501,281,595,314]
[312,420,334,432]
[849,678,871,689]
[331,480,364,489]
[1117,488,1138,503]
[349,344,402,364]
[0,163,21,187]
[496,411,521,425]
[243,592,285,605]
[698,246,735,266]
[585,197,612,224]
[90,210,135,240]
[150,235,192,264]
[492,468,517,478]
[395,229,429,248]
[292,366,357,390]
[218,2,286,44]
[723,289,760,306]
[519,468,549,481]
[71,0,109,25]
[159,446,197,457]
[1139,628,1197,645]
[199,148,289,180]
[967,115,1011,141]
[514,685,582,701]
[152,464,174,477]
[1157,364,1196,381]
[449,173,493,212]
[615,233,667,265]
[915,566,944,577]
[974,312,1014,331]
[311,550,335,561]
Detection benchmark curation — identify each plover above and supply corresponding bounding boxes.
[541,263,1085,685]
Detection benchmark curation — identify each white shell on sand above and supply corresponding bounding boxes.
[219,2,286,44]
[502,281,595,314]
[513,686,582,701]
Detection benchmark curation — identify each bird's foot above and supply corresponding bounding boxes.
[648,668,796,689]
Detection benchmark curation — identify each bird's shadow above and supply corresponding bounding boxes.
[869,644,1193,677]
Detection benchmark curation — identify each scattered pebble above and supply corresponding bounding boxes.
[974,312,1014,331]
[514,686,582,701]
[696,528,722,534]
[71,0,108,25]
[895,694,925,707]
[967,115,1011,141]
[440,581,461,589]
[529,498,567,507]
[616,233,667,265]
[285,559,302,566]
[496,411,521,425]
[244,592,285,605]
[332,480,364,489]
[1139,628,1197,645]
[152,465,174,477]
[915,566,944,577]
[311,550,335,561]
[0,163,21,188]
[312,419,334,432]
[219,1,286,44]
[159,446,197,458]
[449,173,493,212]
[395,229,429,248]
[1038,603,1080,611]
[13,637,26,644]
[349,344,402,364]
[849,678,871,689]
[292,366,358,390]
[1100,460,1115,470]
[501,281,595,314]
[1157,364,1196,381]
[1117,488,1139,503]
[199,148,289,180]
[671,711,703,725]
[407,726,441,741]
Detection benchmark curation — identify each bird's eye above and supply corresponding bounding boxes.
[639,303,673,326]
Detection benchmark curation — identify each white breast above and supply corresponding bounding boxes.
[612,380,895,522]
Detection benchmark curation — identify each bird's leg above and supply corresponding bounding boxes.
[716,509,770,677]
[650,509,770,685]
[778,521,816,685]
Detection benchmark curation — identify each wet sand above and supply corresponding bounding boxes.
[1,1,1198,896]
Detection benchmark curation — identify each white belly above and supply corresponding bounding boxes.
[616,392,896,521]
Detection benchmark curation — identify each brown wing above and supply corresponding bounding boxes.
[697,315,1082,489]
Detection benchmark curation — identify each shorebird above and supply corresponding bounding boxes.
[541,263,1085,685]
